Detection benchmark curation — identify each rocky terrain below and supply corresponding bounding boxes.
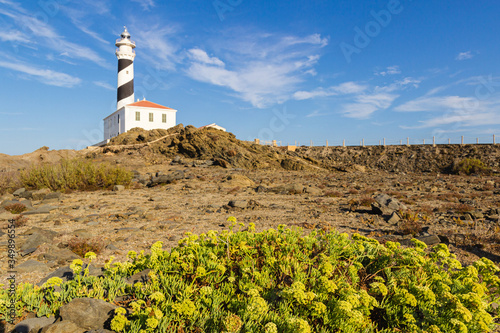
[0,126,499,332]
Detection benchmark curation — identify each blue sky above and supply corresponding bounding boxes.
[1,0,499,155]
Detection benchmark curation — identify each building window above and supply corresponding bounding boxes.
[162,114,166,123]
[135,112,140,121]
[149,113,153,122]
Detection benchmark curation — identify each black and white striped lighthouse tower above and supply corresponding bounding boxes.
[115,27,136,110]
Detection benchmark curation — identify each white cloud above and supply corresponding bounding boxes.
[134,25,179,71]
[456,51,474,61]
[0,30,29,43]
[0,60,81,87]
[188,49,224,67]
[375,65,401,76]
[395,96,476,112]
[341,93,399,119]
[341,104,378,119]
[0,5,109,67]
[131,0,155,10]
[186,33,327,108]
[293,81,367,100]
[93,81,115,91]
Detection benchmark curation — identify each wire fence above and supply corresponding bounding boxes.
[253,135,498,147]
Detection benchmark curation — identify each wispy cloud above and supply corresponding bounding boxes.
[0,60,81,87]
[375,65,401,76]
[0,3,109,67]
[134,24,180,71]
[132,0,155,11]
[341,92,399,119]
[293,81,367,100]
[93,81,115,91]
[395,96,476,112]
[397,94,500,129]
[188,49,224,66]
[0,29,29,43]
[186,32,328,108]
[456,51,474,61]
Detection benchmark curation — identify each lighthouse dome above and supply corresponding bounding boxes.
[120,27,131,39]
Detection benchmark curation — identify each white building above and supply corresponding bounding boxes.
[103,99,177,140]
[102,27,178,141]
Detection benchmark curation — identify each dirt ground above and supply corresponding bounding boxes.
[1,159,499,287]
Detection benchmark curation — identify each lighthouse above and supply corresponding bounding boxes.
[102,27,178,142]
[115,27,136,110]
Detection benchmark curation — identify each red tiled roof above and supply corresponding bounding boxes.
[128,100,173,109]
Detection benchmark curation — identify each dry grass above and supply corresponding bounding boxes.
[20,159,133,192]
[0,170,21,195]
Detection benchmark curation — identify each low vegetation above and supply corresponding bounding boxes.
[1,222,498,332]
[3,203,27,214]
[454,158,491,175]
[19,159,133,192]
[67,237,105,257]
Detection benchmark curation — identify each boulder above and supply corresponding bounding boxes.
[223,174,255,187]
[13,188,26,197]
[40,321,86,333]
[37,245,80,263]
[58,298,117,330]
[16,259,50,274]
[270,183,304,195]
[112,185,125,191]
[14,316,56,333]
[371,193,408,215]
[127,268,151,284]
[148,170,185,186]
[20,233,51,252]
[228,200,248,209]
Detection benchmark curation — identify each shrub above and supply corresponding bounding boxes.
[397,210,424,236]
[67,237,105,257]
[324,191,342,198]
[4,203,27,214]
[19,159,133,191]
[2,224,498,332]
[359,195,375,207]
[454,158,490,175]
[0,171,21,195]
[13,215,28,227]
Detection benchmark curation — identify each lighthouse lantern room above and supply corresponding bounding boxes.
[103,27,177,141]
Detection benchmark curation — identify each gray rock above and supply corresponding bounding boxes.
[86,330,116,333]
[73,229,92,239]
[38,264,103,286]
[305,187,322,195]
[16,259,50,274]
[21,233,51,251]
[387,211,401,224]
[40,321,86,333]
[59,298,117,330]
[14,316,56,333]
[31,188,52,201]
[0,211,16,220]
[43,192,62,200]
[148,170,185,186]
[270,183,304,194]
[37,246,80,263]
[127,269,151,284]
[401,235,442,247]
[24,205,57,215]
[13,188,26,197]
[113,185,125,191]
[371,193,408,215]
[228,200,248,209]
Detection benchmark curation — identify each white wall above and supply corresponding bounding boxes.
[124,106,177,132]
[103,109,125,140]
[103,105,177,140]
